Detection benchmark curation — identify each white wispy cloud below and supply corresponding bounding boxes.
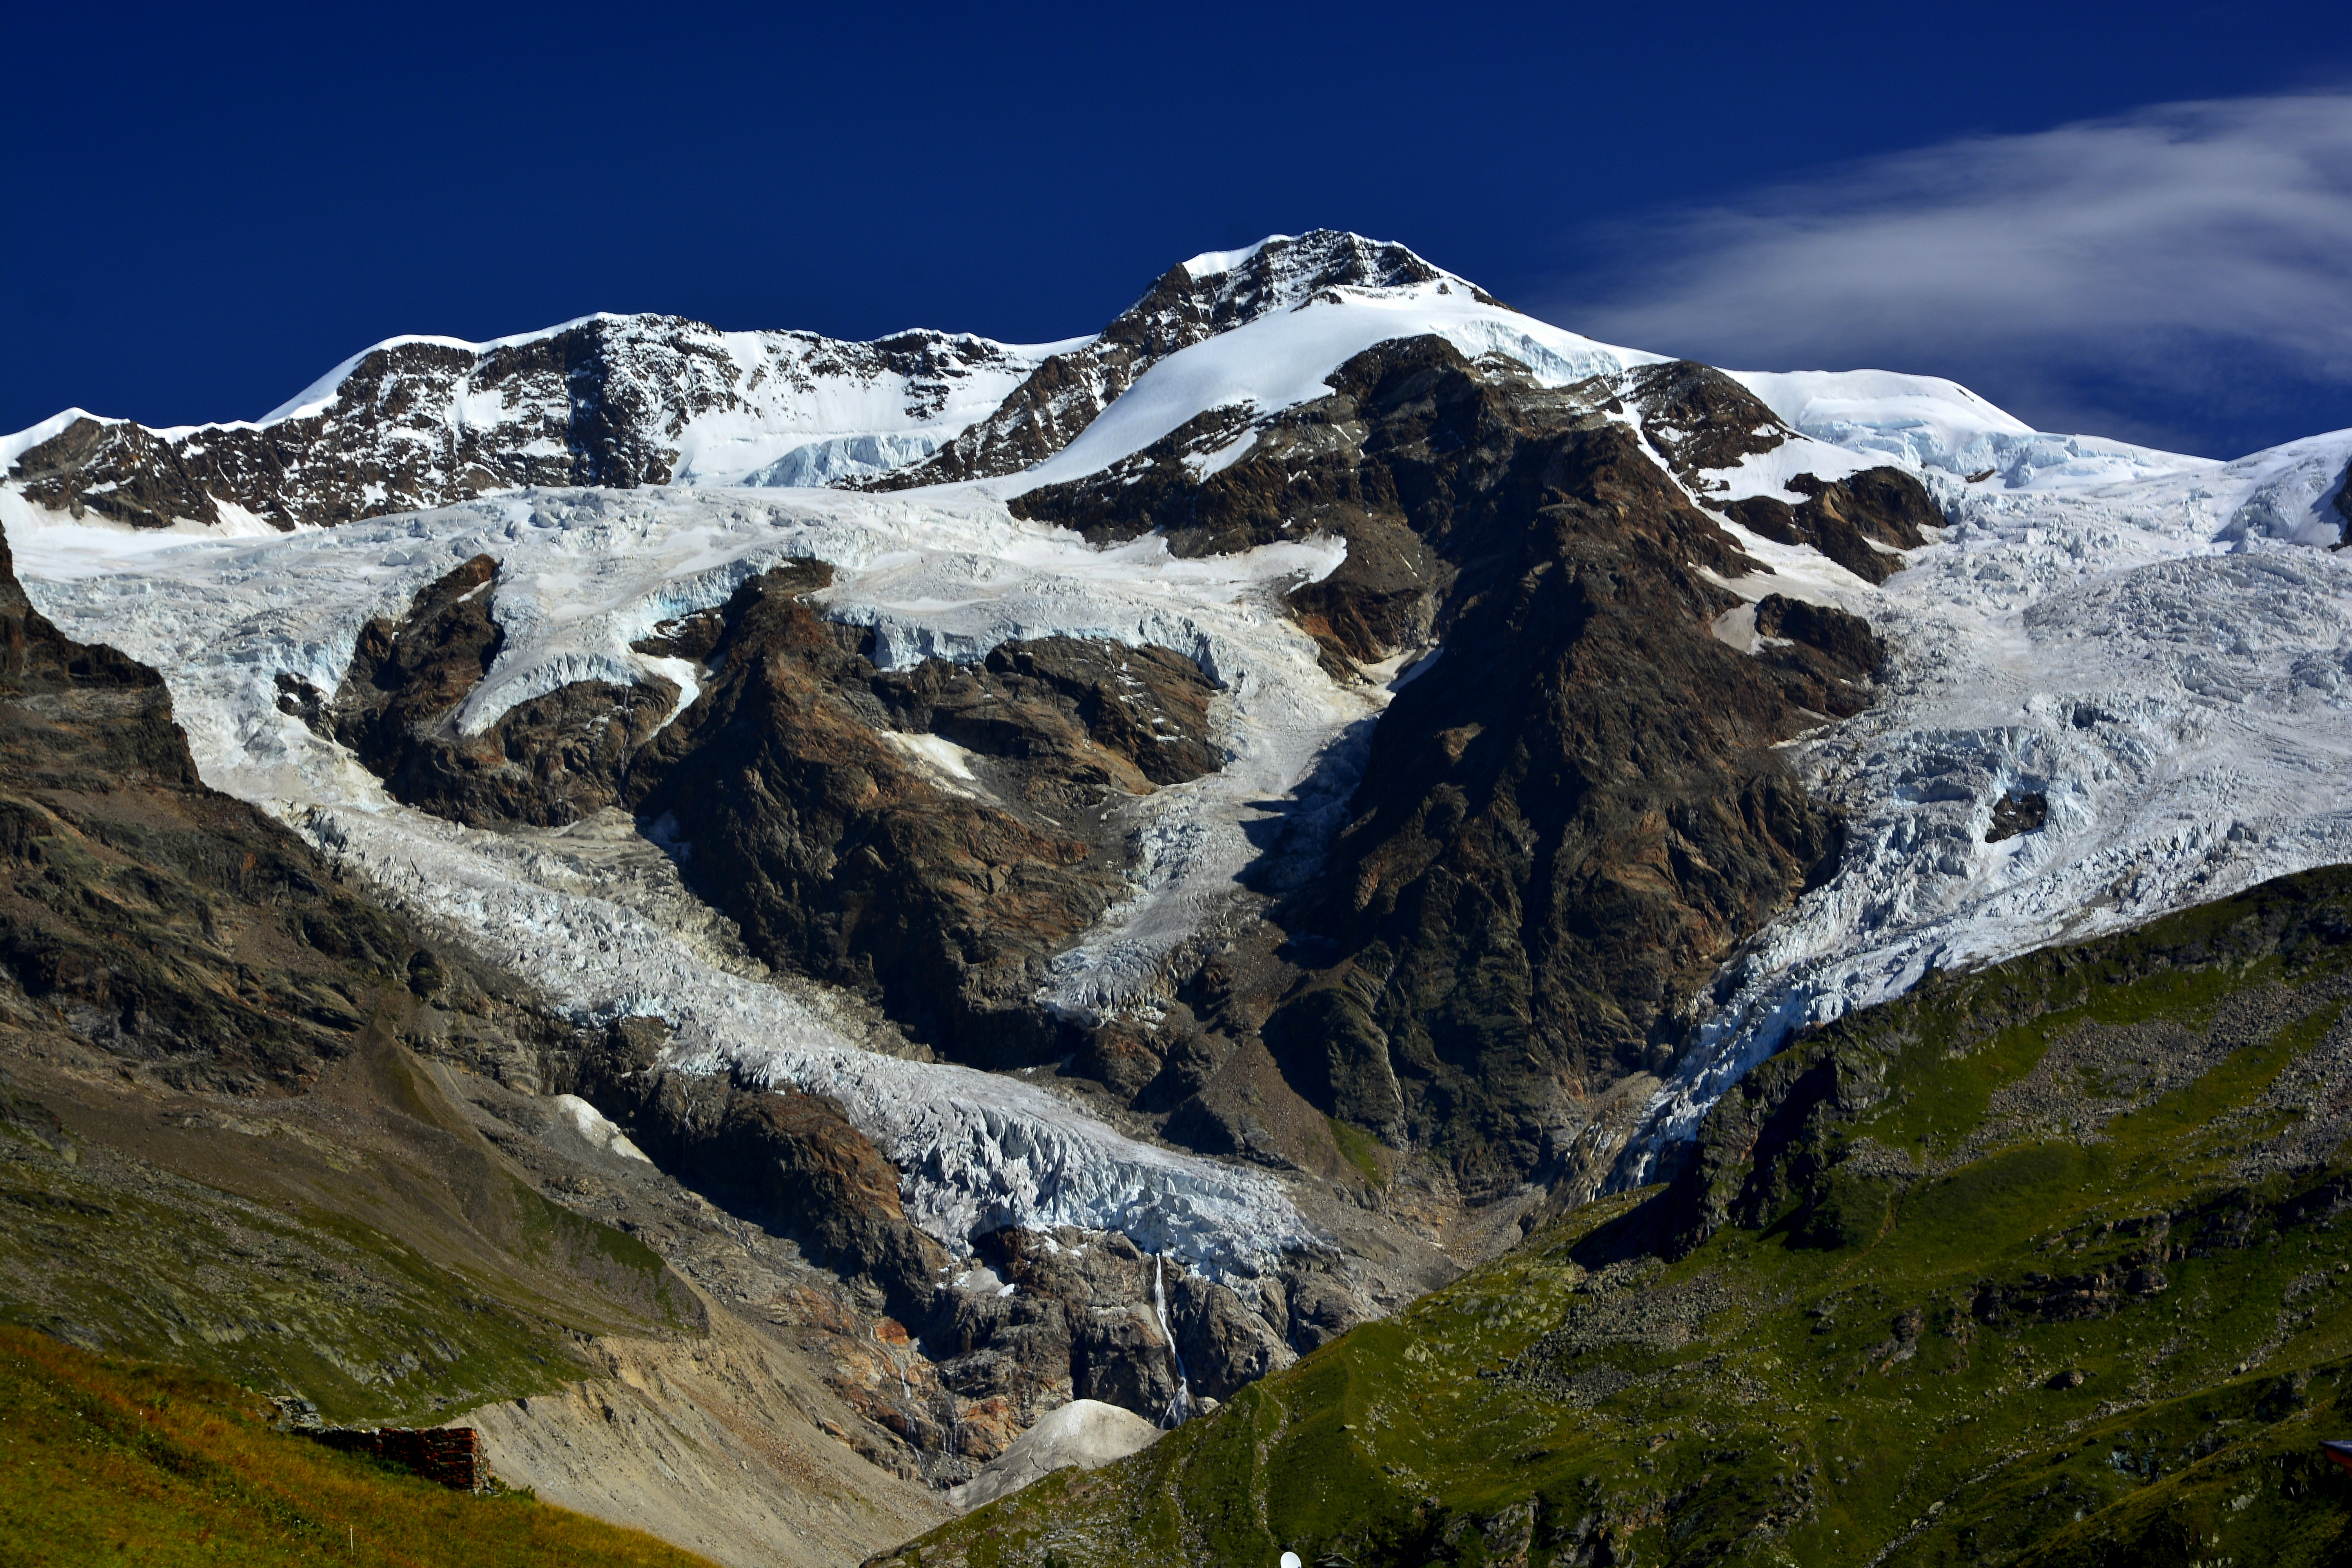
[1548,93,2352,455]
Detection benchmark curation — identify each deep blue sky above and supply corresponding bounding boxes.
[7,1,2350,457]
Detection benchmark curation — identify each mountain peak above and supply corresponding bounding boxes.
[874,231,1508,489]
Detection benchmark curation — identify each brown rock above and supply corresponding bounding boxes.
[1018,335,1897,1191]
[625,570,1223,1067]
[1723,468,1938,585]
[328,555,677,828]
[572,1021,948,1321]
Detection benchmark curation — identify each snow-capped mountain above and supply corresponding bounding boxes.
[0,232,1494,537]
[872,230,1508,487]
[0,314,1078,532]
[7,227,2352,1341]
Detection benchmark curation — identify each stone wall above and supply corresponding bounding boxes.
[306,1426,490,1492]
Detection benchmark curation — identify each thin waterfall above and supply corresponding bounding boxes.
[1152,1252,1195,1427]
[875,1323,915,1405]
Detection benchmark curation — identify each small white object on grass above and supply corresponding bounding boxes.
[1281,1554,1303,1568]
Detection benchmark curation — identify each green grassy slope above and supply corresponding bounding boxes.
[0,1324,720,1567]
[885,867,2352,1567]
[0,1018,704,1427]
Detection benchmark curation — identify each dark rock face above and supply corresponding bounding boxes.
[932,1227,1298,1417]
[1722,468,1940,585]
[1164,1271,1295,1399]
[1621,359,1793,485]
[321,555,678,829]
[5,318,1036,531]
[878,230,1499,488]
[0,526,416,1094]
[1020,336,1887,1192]
[623,568,1223,1067]
[1987,790,2049,842]
[563,1017,947,1323]
[1751,594,1887,719]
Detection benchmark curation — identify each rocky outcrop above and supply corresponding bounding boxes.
[315,554,676,828]
[561,1015,949,1323]
[1621,359,1795,486]
[5,317,1051,530]
[1721,468,1940,585]
[919,1225,1302,1426]
[877,230,1501,488]
[301,1426,488,1491]
[1618,361,1943,586]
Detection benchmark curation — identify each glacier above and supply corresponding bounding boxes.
[13,252,2352,1254]
[3,481,1353,1279]
[1613,420,2352,1182]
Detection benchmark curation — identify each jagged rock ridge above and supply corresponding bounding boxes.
[4,314,1061,530]
[1015,339,1926,1192]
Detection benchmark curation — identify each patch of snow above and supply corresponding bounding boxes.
[739,432,942,488]
[550,1093,653,1163]
[1182,239,1281,279]
[1700,430,1878,504]
[878,730,981,785]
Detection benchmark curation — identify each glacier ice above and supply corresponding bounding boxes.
[13,265,2352,1245]
[7,483,1352,1279]
[1614,425,2352,1183]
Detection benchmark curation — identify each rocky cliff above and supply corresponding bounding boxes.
[1014,340,1926,1194]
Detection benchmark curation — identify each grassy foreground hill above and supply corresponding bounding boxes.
[0,1325,718,1567]
[881,867,2352,1567]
